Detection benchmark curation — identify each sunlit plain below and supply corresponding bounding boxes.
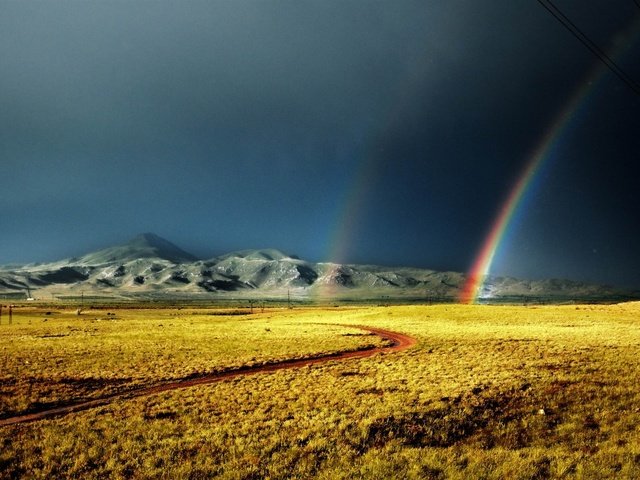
[2,302,640,478]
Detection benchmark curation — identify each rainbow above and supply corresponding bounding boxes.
[460,21,639,303]
[318,59,432,297]
[458,78,592,303]
[317,155,379,298]
[318,14,639,303]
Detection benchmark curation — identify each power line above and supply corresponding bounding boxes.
[537,0,640,95]
[634,0,640,11]
[536,0,640,96]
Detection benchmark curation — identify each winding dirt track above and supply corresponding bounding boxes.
[0,325,416,427]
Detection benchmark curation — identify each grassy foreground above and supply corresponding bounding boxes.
[1,302,640,478]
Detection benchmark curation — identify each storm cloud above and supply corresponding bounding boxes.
[1,1,639,287]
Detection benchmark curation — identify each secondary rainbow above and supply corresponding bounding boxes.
[318,58,432,297]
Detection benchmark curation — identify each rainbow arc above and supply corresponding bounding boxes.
[460,20,639,303]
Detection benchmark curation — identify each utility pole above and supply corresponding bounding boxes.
[9,305,12,325]
[287,289,291,309]
[0,304,2,325]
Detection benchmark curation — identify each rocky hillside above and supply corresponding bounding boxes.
[0,234,630,302]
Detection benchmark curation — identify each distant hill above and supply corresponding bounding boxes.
[69,233,199,265]
[0,233,633,302]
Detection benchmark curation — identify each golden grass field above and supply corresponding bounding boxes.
[1,302,640,479]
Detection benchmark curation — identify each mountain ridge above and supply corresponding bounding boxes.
[0,233,633,302]
[68,233,199,265]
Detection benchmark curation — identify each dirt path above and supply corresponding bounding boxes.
[0,325,416,427]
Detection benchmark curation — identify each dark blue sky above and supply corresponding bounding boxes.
[2,1,639,288]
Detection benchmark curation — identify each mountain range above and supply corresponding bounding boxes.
[0,233,631,302]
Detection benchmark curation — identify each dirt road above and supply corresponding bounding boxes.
[0,325,416,427]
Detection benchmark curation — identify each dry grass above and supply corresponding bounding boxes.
[2,302,640,478]
[0,306,384,416]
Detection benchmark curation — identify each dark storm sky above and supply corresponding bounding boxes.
[2,1,639,287]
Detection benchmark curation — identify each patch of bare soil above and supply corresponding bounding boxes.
[360,381,576,452]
